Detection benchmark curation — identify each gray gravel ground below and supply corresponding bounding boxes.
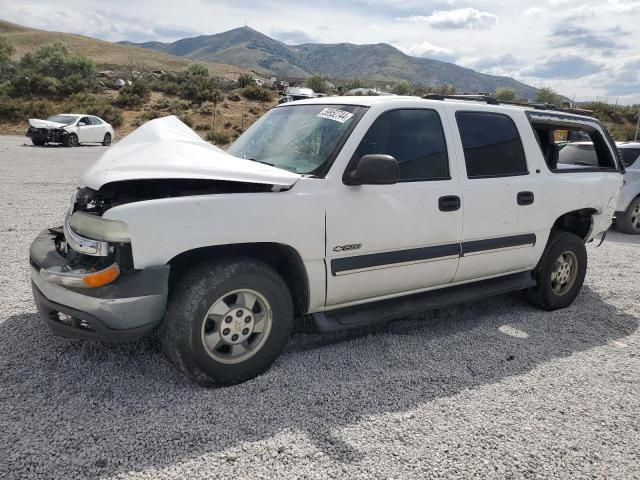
[1,134,639,479]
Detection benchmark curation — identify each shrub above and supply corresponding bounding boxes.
[178,63,223,104]
[237,73,254,88]
[13,41,97,96]
[305,75,329,93]
[114,82,150,109]
[195,123,212,131]
[206,130,231,145]
[152,97,171,110]
[227,93,241,102]
[0,37,15,64]
[64,92,123,127]
[534,87,563,107]
[241,85,273,102]
[223,121,232,128]
[199,101,215,115]
[392,81,412,96]
[178,114,193,127]
[0,95,56,121]
[248,107,259,115]
[495,87,517,102]
[133,110,162,127]
[168,99,190,115]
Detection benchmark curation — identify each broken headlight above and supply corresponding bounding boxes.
[68,211,130,243]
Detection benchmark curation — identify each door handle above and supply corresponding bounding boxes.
[517,191,534,206]
[438,195,461,212]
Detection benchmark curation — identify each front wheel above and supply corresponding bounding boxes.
[526,231,587,311]
[31,138,45,146]
[63,133,78,147]
[616,197,640,234]
[161,258,293,386]
[102,133,112,146]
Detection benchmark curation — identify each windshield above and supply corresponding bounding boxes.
[619,148,640,167]
[46,115,77,125]
[228,104,366,175]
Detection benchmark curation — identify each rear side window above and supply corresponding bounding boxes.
[456,112,528,178]
[532,123,618,172]
[354,109,450,181]
[620,148,640,167]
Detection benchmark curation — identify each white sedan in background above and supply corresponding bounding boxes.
[26,114,114,147]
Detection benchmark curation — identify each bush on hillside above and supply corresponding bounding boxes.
[206,129,231,145]
[241,85,273,102]
[392,80,412,96]
[237,73,254,88]
[305,75,329,93]
[114,81,150,109]
[0,95,56,121]
[64,92,123,127]
[178,63,222,104]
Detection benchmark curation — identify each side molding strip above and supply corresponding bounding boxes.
[330,233,537,276]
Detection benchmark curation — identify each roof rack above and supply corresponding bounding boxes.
[422,94,594,117]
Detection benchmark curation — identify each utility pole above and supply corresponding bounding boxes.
[635,112,639,142]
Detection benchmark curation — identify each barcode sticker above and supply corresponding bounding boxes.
[317,108,354,123]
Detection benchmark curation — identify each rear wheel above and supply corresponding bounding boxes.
[102,133,112,146]
[161,258,293,386]
[526,231,587,311]
[63,133,78,147]
[616,197,640,234]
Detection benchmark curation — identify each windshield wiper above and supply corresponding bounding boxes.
[246,158,274,166]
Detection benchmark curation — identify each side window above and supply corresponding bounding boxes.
[456,112,528,178]
[619,148,640,168]
[532,123,617,172]
[79,117,90,125]
[89,117,103,125]
[354,109,450,181]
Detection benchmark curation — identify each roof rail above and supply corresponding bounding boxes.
[422,94,594,117]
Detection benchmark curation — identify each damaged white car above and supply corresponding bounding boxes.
[30,97,624,386]
[26,114,114,147]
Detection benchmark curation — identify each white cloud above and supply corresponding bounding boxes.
[399,8,498,30]
[396,41,457,61]
[524,7,545,16]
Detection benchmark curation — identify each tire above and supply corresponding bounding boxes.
[102,133,112,146]
[63,133,78,147]
[526,231,587,311]
[161,257,293,387]
[616,197,640,235]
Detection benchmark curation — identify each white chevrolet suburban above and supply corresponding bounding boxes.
[30,95,625,386]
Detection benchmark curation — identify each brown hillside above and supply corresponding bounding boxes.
[0,19,247,79]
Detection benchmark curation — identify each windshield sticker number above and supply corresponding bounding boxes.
[317,108,354,123]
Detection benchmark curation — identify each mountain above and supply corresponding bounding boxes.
[120,26,538,98]
[0,19,247,78]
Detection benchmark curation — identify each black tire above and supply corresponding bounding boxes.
[161,258,293,387]
[63,133,78,147]
[102,133,112,146]
[31,138,45,146]
[616,197,640,235]
[526,231,587,311]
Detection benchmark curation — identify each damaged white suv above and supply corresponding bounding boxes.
[30,96,624,386]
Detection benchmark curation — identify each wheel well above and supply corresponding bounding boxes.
[552,208,597,240]
[167,243,310,314]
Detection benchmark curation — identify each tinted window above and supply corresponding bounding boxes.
[456,112,528,178]
[620,148,640,167]
[89,117,103,125]
[79,117,90,125]
[354,109,449,181]
[558,144,598,167]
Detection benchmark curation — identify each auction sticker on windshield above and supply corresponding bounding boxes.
[317,108,354,123]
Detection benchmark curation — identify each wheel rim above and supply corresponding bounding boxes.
[104,134,111,145]
[69,135,77,146]
[630,203,640,231]
[550,251,578,296]
[200,289,272,365]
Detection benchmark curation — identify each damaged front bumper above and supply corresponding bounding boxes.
[30,229,169,342]
[26,127,67,143]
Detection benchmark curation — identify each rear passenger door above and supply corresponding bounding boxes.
[325,107,463,306]
[451,110,544,282]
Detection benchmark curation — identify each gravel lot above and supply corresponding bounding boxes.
[1,134,639,479]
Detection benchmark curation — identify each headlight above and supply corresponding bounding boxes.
[69,212,130,243]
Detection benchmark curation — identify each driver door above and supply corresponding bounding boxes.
[325,107,464,307]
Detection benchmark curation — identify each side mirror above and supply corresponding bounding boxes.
[78,122,87,126]
[346,154,399,186]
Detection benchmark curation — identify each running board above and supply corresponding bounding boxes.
[312,272,536,332]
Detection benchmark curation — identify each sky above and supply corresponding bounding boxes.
[1,0,639,104]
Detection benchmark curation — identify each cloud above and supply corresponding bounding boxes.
[523,7,545,17]
[521,55,604,79]
[271,29,315,45]
[396,41,457,62]
[466,53,522,71]
[398,8,498,30]
[550,25,627,51]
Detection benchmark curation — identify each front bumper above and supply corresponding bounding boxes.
[30,230,169,342]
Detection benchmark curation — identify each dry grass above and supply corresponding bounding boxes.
[0,19,248,80]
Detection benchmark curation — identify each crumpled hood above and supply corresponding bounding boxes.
[80,115,301,190]
[28,119,69,129]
